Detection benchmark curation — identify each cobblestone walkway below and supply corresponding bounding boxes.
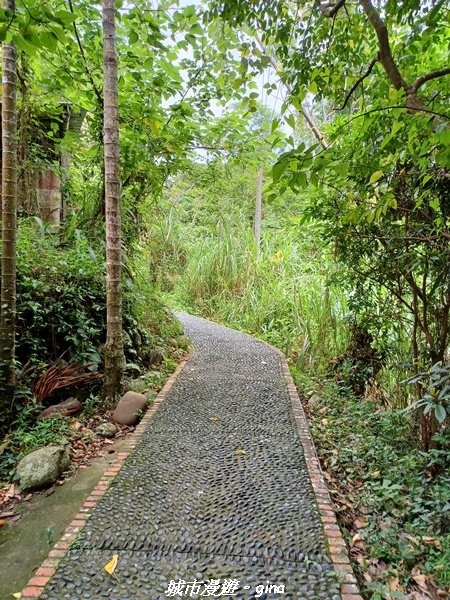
[41,314,341,599]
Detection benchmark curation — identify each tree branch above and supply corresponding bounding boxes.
[359,0,407,92]
[187,145,227,151]
[67,0,103,108]
[255,37,330,149]
[340,105,450,128]
[338,55,378,110]
[315,0,346,18]
[411,67,450,94]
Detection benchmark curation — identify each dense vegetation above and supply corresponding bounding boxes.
[0,0,448,597]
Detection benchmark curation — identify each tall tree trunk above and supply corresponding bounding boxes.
[0,0,18,402]
[254,168,263,255]
[102,0,124,399]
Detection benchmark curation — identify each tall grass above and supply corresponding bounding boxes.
[142,172,416,405]
[165,214,350,371]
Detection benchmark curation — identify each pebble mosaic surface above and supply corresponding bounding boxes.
[41,314,340,599]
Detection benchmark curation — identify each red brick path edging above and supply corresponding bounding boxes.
[277,352,363,600]
[19,359,188,599]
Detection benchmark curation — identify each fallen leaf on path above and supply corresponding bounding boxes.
[422,536,441,549]
[0,511,18,519]
[209,416,219,422]
[387,577,403,592]
[235,449,247,456]
[104,554,119,576]
[355,516,368,529]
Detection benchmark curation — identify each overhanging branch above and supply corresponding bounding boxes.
[67,0,103,108]
[410,67,450,94]
[315,0,346,18]
[359,0,407,92]
[256,37,330,149]
[338,55,378,110]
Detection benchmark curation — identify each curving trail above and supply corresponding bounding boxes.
[41,313,341,599]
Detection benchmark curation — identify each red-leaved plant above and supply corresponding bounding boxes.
[31,355,103,404]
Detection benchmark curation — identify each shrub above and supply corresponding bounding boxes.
[16,223,106,368]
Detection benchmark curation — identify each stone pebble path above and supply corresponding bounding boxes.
[39,314,347,599]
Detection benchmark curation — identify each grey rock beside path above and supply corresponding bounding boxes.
[41,313,340,599]
[16,446,69,490]
[95,422,117,438]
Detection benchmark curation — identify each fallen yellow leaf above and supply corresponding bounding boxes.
[104,554,119,576]
[209,416,218,422]
[235,449,247,456]
[12,593,22,599]
[387,577,403,592]
[422,536,441,549]
[355,516,368,529]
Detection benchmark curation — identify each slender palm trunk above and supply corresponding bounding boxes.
[102,0,124,399]
[254,168,263,255]
[0,0,18,400]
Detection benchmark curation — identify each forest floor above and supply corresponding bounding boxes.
[293,371,450,599]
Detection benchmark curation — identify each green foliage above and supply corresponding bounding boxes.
[79,392,108,419]
[1,1,76,54]
[0,402,70,481]
[125,243,185,353]
[157,161,349,365]
[16,222,106,367]
[404,363,450,425]
[294,371,450,593]
[29,0,256,244]
[0,222,185,429]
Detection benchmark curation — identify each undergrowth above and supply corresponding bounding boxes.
[293,370,450,596]
[0,222,188,482]
[0,350,184,483]
[0,403,72,481]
